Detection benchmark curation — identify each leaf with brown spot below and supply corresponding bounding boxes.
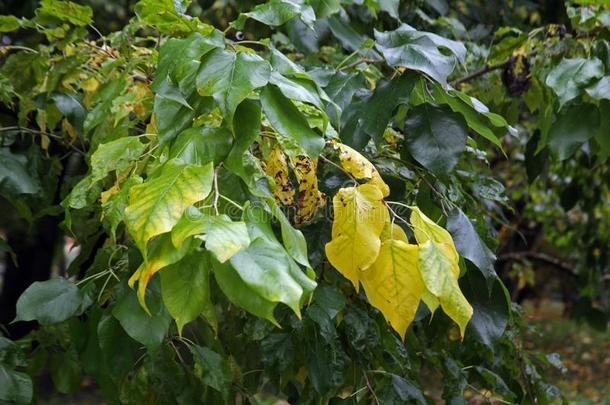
[290,155,326,224]
[264,146,295,206]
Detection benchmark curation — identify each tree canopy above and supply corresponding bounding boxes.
[0,0,608,403]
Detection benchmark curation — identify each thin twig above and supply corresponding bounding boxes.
[213,165,221,215]
[450,61,509,86]
[451,49,539,87]
[0,126,86,155]
[0,45,38,54]
[319,154,357,182]
[362,371,380,405]
[339,58,381,71]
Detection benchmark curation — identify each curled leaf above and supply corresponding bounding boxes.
[263,146,295,206]
[290,155,326,224]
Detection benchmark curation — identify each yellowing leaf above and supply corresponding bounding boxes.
[410,206,459,277]
[263,146,295,205]
[128,233,195,313]
[418,240,473,338]
[290,155,326,224]
[124,160,214,256]
[361,240,424,339]
[422,290,440,314]
[333,141,390,197]
[325,184,389,289]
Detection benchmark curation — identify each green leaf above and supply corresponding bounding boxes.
[135,0,213,34]
[196,49,271,128]
[269,71,324,110]
[230,238,305,316]
[585,75,610,100]
[447,209,497,285]
[596,100,610,156]
[0,236,16,265]
[15,278,84,325]
[260,84,325,157]
[161,250,215,334]
[225,100,262,183]
[172,207,251,263]
[548,103,600,160]
[90,137,146,183]
[211,257,279,325]
[391,374,426,404]
[378,0,400,18]
[233,0,315,29]
[153,32,222,93]
[50,93,86,132]
[328,15,378,57]
[418,241,473,338]
[154,77,215,145]
[0,364,32,404]
[267,200,312,268]
[308,0,342,17]
[170,126,233,165]
[461,270,510,348]
[96,314,140,380]
[404,104,468,175]
[431,84,503,148]
[312,284,345,319]
[473,367,516,401]
[341,72,416,149]
[124,159,214,254]
[36,0,92,26]
[102,176,143,242]
[0,15,20,32]
[0,148,41,196]
[190,345,232,397]
[324,70,367,113]
[49,349,81,394]
[112,282,171,349]
[375,24,466,86]
[545,58,604,108]
[226,204,316,315]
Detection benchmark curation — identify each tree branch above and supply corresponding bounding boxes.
[497,251,577,277]
[451,50,539,87]
[450,61,509,86]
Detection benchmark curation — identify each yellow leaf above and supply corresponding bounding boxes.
[380,221,408,242]
[325,184,389,289]
[418,240,473,338]
[290,155,326,224]
[263,146,295,206]
[333,141,390,197]
[410,206,459,277]
[146,113,158,134]
[361,239,424,339]
[82,77,99,93]
[382,217,441,316]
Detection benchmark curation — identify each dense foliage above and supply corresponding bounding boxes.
[0,0,608,403]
